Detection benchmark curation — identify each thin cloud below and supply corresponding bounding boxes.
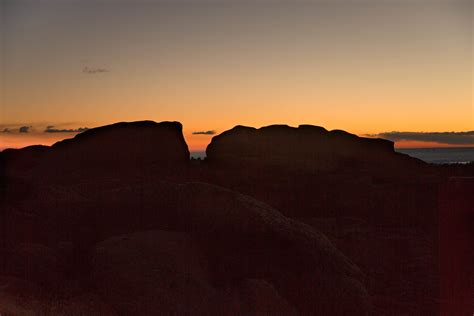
[19,126,31,133]
[192,130,216,135]
[369,131,474,145]
[44,126,89,133]
[1,128,11,133]
[83,66,109,74]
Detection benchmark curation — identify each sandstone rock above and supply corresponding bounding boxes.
[221,279,297,315]
[46,121,189,175]
[0,145,49,178]
[4,179,370,315]
[0,121,190,184]
[0,276,115,316]
[2,121,453,315]
[50,294,117,316]
[4,243,60,288]
[176,182,363,282]
[0,276,47,316]
[93,230,217,315]
[206,124,422,173]
[93,230,297,315]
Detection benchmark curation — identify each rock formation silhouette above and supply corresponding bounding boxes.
[1,121,472,315]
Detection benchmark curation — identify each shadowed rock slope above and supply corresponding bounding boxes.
[206,124,424,173]
[202,124,473,315]
[0,121,372,315]
[1,121,472,315]
[0,178,370,315]
[1,121,189,182]
[203,124,437,222]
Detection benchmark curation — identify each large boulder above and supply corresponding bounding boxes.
[93,230,216,315]
[176,182,363,281]
[301,217,439,315]
[0,121,190,183]
[203,125,436,222]
[438,177,474,315]
[2,179,371,315]
[49,294,118,316]
[46,121,189,175]
[0,276,116,316]
[92,230,297,315]
[0,120,467,316]
[206,124,423,173]
[4,243,60,288]
[0,145,49,177]
[0,276,48,315]
[221,278,297,315]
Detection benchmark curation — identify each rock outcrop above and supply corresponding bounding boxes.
[93,230,298,315]
[1,179,370,315]
[0,276,116,316]
[201,124,448,315]
[1,120,471,315]
[206,124,423,173]
[203,124,437,224]
[1,121,190,181]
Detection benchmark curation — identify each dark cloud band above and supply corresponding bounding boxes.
[370,131,474,145]
[19,126,31,133]
[83,67,109,74]
[192,130,216,135]
[44,126,89,133]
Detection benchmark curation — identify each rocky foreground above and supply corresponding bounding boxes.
[0,121,472,315]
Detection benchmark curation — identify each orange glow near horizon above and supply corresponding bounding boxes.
[0,133,67,151]
[1,1,472,152]
[2,128,473,153]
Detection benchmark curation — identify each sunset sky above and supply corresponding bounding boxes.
[1,0,473,151]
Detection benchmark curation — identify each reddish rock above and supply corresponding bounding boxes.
[206,124,421,172]
[93,230,298,315]
[4,243,60,288]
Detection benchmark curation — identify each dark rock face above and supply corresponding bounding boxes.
[201,124,459,315]
[203,124,437,223]
[0,145,49,175]
[438,177,474,315]
[93,230,217,315]
[1,120,472,315]
[206,124,422,173]
[93,230,298,315]
[1,121,189,182]
[301,217,440,315]
[223,278,298,315]
[0,276,116,316]
[47,121,189,173]
[4,243,60,288]
[1,178,370,315]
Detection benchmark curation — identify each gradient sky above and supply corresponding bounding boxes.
[1,0,472,151]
